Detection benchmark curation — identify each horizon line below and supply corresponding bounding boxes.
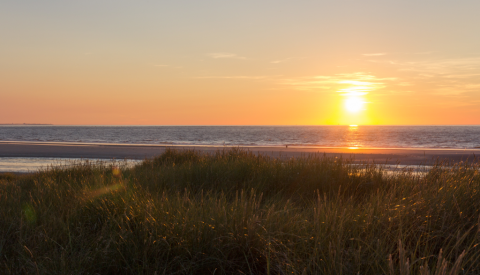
[2,124,480,127]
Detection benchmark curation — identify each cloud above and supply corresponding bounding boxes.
[194,75,270,80]
[153,64,182,69]
[207,52,246,59]
[362,54,480,97]
[271,57,294,64]
[362,53,386,56]
[279,72,394,95]
[398,57,480,74]
[413,51,434,55]
[393,57,480,95]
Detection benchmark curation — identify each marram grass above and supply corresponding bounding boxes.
[1,148,480,274]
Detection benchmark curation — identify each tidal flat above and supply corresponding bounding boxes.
[1,148,479,274]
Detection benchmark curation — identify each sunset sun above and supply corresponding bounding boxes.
[345,97,364,113]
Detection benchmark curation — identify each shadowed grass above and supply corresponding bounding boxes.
[1,148,480,274]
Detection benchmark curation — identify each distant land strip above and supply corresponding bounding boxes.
[0,123,53,125]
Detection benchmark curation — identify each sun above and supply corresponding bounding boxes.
[345,97,364,113]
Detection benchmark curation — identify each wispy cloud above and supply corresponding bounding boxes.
[280,72,395,95]
[413,51,435,55]
[398,57,480,74]
[194,75,270,80]
[362,53,387,56]
[394,57,480,95]
[363,54,480,97]
[271,57,295,64]
[207,52,246,59]
[153,64,182,69]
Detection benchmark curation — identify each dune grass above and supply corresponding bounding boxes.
[1,148,480,274]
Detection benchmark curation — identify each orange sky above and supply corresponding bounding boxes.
[1,1,480,125]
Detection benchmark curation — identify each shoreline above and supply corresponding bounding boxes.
[2,140,480,151]
[1,141,479,165]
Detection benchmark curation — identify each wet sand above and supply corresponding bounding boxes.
[1,141,479,165]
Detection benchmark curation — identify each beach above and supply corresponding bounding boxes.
[1,141,479,165]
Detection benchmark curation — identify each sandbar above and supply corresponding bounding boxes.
[0,141,479,165]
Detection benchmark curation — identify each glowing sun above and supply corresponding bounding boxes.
[345,97,364,113]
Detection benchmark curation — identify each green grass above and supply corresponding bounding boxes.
[1,148,480,274]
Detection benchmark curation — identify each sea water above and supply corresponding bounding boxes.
[1,125,480,149]
[1,125,479,172]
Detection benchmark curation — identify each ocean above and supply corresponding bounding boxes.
[1,125,480,149]
[1,125,480,172]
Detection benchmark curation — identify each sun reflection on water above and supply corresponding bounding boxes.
[346,125,362,148]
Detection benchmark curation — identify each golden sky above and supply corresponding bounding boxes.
[1,1,480,125]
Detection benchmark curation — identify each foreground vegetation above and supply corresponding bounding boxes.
[1,149,480,274]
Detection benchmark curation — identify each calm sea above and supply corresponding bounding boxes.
[2,125,479,172]
[1,125,480,149]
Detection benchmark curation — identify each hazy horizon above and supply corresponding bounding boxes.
[2,124,480,127]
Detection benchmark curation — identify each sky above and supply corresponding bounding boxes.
[1,0,480,125]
